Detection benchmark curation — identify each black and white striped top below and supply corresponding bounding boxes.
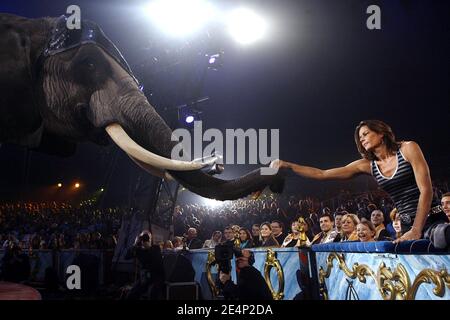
[371,149,438,219]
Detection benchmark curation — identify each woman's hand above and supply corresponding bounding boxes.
[393,227,422,243]
[269,159,288,171]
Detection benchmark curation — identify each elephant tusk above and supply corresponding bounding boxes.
[128,155,174,181]
[105,123,217,171]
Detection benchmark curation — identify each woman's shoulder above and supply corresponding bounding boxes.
[399,141,421,162]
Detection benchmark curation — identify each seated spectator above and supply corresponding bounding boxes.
[251,224,261,247]
[371,210,390,241]
[259,222,280,247]
[442,192,450,222]
[334,211,344,233]
[163,240,173,250]
[270,220,285,246]
[185,227,202,249]
[282,220,309,247]
[357,219,376,242]
[311,213,340,245]
[340,213,359,241]
[222,227,235,244]
[172,236,184,250]
[203,231,222,248]
[238,229,253,249]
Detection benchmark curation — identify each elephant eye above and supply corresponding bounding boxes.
[86,61,96,71]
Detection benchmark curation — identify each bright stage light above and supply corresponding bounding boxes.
[185,115,195,124]
[145,0,216,37]
[227,8,268,45]
[57,183,62,188]
[203,198,223,208]
[75,183,80,188]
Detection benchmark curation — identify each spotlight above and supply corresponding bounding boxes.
[75,183,80,188]
[178,105,202,127]
[144,0,217,37]
[185,115,195,124]
[57,183,62,188]
[206,52,224,71]
[100,188,104,192]
[227,8,268,45]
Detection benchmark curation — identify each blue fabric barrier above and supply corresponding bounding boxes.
[311,239,447,254]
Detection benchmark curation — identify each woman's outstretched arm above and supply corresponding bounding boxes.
[270,158,371,181]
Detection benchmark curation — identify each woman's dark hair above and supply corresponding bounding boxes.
[354,120,401,161]
[239,228,253,241]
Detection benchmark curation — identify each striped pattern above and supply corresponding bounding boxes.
[371,150,433,219]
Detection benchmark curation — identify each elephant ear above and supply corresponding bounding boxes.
[0,14,44,147]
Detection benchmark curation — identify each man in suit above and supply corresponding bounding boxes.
[186,227,203,249]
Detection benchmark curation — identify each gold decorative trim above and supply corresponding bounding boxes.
[318,252,450,300]
[264,249,285,300]
[206,251,220,297]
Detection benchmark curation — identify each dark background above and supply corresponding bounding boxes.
[1,0,449,205]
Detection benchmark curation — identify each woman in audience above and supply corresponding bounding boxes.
[259,222,280,247]
[390,208,402,239]
[357,219,376,242]
[238,229,254,248]
[203,231,222,248]
[282,220,304,247]
[340,214,360,241]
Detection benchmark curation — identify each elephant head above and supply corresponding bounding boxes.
[0,13,284,200]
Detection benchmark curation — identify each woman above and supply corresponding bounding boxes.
[271,120,448,247]
[357,219,376,242]
[259,222,280,247]
[282,220,312,247]
[238,229,254,248]
[390,208,402,239]
[340,214,359,241]
[203,231,222,248]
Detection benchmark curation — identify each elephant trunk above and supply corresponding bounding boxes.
[111,101,284,201]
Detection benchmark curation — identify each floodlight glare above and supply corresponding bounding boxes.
[227,8,268,45]
[145,0,216,37]
[75,183,80,188]
[57,183,62,188]
[185,115,195,124]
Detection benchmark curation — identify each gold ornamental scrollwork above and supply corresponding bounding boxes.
[408,269,450,299]
[264,249,285,300]
[206,251,220,297]
[318,252,450,300]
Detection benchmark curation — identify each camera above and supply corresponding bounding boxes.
[214,242,243,274]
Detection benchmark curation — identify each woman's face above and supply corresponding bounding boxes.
[357,224,375,242]
[213,232,222,242]
[260,225,272,238]
[341,217,356,235]
[291,222,300,234]
[359,126,384,151]
[239,230,248,241]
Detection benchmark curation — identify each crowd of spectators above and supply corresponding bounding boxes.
[171,187,449,249]
[0,202,122,251]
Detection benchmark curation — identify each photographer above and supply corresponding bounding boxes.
[218,249,273,300]
[125,230,165,299]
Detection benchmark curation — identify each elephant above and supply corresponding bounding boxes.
[0,13,284,201]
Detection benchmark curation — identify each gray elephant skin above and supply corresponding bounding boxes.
[0,13,284,200]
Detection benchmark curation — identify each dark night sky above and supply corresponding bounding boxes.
[0,0,449,204]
